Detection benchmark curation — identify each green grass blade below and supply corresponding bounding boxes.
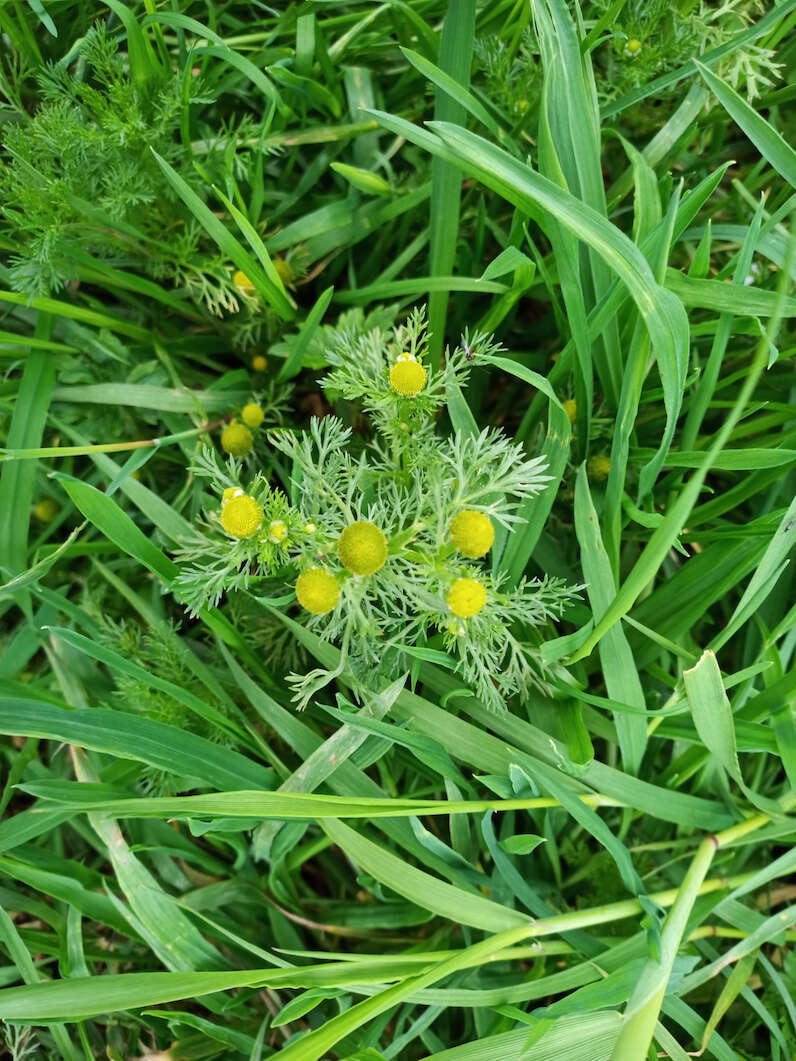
[0,314,54,584]
[0,908,79,1058]
[0,699,273,791]
[150,150,295,321]
[0,969,273,1022]
[103,0,161,97]
[381,117,691,412]
[694,59,796,187]
[427,0,477,371]
[574,466,648,772]
[568,230,793,662]
[277,286,334,382]
[0,290,149,339]
[683,650,743,785]
[400,46,506,142]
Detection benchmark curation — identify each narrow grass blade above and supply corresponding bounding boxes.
[372,116,690,405]
[574,466,647,772]
[58,475,177,583]
[700,950,759,1053]
[0,969,274,1022]
[683,650,742,785]
[694,59,796,187]
[277,286,334,382]
[612,837,718,1061]
[0,315,54,584]
[427,0,477,370]
[400,46,505,142]
[568,234,793,662]
[0,908,79,1058]
[150,150,295,320]
[0,290,149,339]
[0,699,273,791]
[488,356,571,582]
[103,0,161,96]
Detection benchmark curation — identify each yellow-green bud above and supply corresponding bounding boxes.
[447,578,487,618]
[221,493,263,539]
[337,520,388,576]
[389,359,427,398]
[241,403,265,428]
[449,511,495,559]
[296,568,339,614]
[221,422,253,457]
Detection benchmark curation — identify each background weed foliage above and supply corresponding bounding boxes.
[0,2,794,1060]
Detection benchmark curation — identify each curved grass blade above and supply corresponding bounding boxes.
[150,150,295,321]
[368,113,690,431]
[0,698,273,791]
[694,59,796,187]
[0,969,273,1022]
[567,228,794,661]
[400,46,506,143]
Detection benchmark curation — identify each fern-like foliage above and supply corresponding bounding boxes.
[175,310,578,712]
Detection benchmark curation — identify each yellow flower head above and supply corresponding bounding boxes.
[221,493,263,539]
[268,519,288,544]
[449,510,495,559]
[447,578,487,618]
[221,422,254,457]
[252,354,267,371]
[338,520,388,576]
[222,486,241,503]
[624,38,642,57]
[34,498,59,522]
[389,359,427,398]
[234,270,256,295]
[241,402,265,428]
[588,455,611,481]
[273,258,293,284]
[563,399,577,424]
[296,568,339,614]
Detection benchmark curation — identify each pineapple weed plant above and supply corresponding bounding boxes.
[0,2,795,1060]
[177,309,570,713]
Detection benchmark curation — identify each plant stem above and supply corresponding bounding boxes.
[610,789,796,1060]
[611,836,718,1061]
[0,421,223,461]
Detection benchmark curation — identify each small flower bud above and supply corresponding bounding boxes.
[241,403,265,428]
[588,455,611,481]
[389,360,427,398]
[449,511,495,559]
[221,422,254,457]
[221,493,263,539]
[338,521,388,575]
[447,578,487,618]
[34,498,59,522]
[268,520,288,544]
[296,568,339,614]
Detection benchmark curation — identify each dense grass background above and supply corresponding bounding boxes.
[0,1,795,1059]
